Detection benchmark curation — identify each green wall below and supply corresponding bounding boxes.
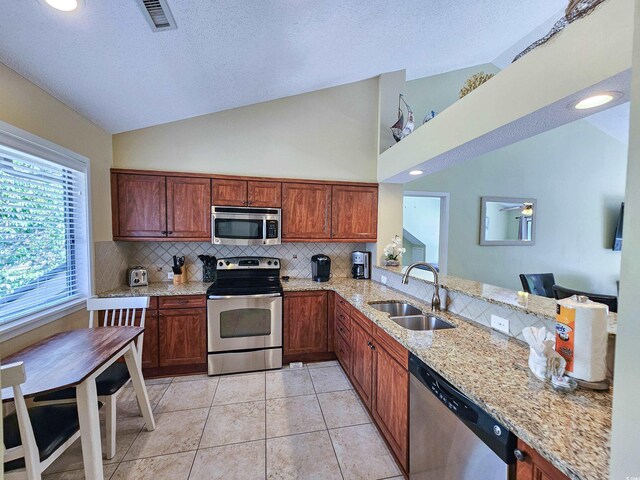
[406,118,626,295]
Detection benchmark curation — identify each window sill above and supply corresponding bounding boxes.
[0,298,88,343]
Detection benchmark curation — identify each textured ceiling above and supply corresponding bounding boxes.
[0,0,564,133]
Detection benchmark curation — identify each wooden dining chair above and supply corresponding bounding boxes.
[34,296,150,459]
[3,362,81,480]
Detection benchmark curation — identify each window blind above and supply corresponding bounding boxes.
[0,145,89,326]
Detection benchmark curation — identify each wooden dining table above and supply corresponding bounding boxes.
[1,327,156,480]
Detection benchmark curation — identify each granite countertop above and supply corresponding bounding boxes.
[376,265,618,335]
[98,281,213,298]
[99,278,611,480]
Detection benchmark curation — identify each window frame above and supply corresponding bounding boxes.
[0,120,93,340]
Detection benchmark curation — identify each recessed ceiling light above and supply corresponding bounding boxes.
[40,0,83,12]
[409,170,424,176]
[573,92,621,110]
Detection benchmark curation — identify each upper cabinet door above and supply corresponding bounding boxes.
[247,181,282,207]
[331,185,378,240]
[166,177,211,238]
[281,183,332,240]
[212,179,248,206]
[116,174,167,237]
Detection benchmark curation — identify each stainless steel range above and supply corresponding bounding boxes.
[206,256,283,375]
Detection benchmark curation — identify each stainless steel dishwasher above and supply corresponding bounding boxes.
[409,353,516,480]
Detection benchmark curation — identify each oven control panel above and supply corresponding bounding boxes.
[216,257,280,270]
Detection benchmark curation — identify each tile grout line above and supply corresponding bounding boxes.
[313,382,346,480]
[186,375,222,479]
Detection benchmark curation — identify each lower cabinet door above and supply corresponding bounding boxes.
[158,308,207,367]
[515,439,570,480]
[141,311,159,369]
[373,343,409,471]
[283,291,328,356]
[350,321,374,409]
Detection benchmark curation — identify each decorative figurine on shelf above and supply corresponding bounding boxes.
[383,235,406,266]
[390,94,415,142]
[423,110,437,125]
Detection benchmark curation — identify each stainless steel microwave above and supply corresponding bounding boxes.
[211,206,281,246]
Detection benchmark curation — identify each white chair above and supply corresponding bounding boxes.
[34,296,150,459]
[3,362,81,479]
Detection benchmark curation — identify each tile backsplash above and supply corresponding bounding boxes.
[94,241,132,293]
[123,242,366,285]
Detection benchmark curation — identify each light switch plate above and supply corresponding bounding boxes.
[381,275,388,285]
[167,271,175,280]
[491,314,510,334]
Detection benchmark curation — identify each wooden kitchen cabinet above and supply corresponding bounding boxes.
[350,319,374,409]
[212,179,282,207]
[166,176,211,238]
[248,181,281,207]
[515,439,570,480]
[112,173,211,240]
[331,185,378,240]
[281,183,332,240]
[158,307,207,367]
[372,327,409,471]
[141,310,159,369]
[114,173,166,238]
[283,291,328,357]
[212,179,248,206]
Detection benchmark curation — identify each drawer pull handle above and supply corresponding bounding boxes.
[514,449,526,462]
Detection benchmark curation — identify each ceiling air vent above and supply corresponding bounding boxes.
[136,0,177,32]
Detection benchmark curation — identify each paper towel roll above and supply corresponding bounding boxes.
[555,295,608,382]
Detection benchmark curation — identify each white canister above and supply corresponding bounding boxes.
[555,295,608,383]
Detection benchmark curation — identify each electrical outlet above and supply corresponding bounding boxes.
[381,275,388,285]
[167,271,174,280]
[491,314,510,334]
[292,254,298,259]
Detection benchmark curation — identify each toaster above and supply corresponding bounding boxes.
[127,267,148,287]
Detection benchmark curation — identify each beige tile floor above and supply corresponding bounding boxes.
[43,361,403,480]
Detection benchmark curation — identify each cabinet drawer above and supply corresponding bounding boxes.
[351,308,374,336]
[158,295,206,310]
[374,325,408,368]
[336,310,351,343]
[335,334,351,375]
[335,294,352,316]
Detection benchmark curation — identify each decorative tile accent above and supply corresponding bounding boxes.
[126,241,366,283]
[94,241,132,293]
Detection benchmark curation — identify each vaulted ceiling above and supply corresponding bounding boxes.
[0,0,564,133]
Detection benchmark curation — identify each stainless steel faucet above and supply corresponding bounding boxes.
[402,262,441,312]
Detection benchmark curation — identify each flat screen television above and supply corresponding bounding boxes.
[612,202,624,251]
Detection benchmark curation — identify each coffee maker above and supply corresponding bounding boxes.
[311,254,331,282]
[351,251,371,279]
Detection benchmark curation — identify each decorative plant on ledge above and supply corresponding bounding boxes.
[383,235,406,266]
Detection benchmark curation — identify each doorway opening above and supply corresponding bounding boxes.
[402,192,449,274]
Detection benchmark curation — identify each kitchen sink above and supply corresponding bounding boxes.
[368,301,455,331]
[368,301,422,317]
[391,314,455,331]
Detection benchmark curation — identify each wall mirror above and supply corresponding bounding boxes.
[480,197,536,246]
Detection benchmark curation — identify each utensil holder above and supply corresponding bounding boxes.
[173,266,185,284]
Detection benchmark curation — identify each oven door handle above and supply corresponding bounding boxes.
[208,293,282,300]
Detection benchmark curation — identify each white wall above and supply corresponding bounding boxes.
[610,1,640,476]
[113,78,379,183]
[406,118,627,295]
[0,62,113,356]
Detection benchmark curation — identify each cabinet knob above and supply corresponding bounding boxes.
[161,230,167,234]
[514,449,526,462]
[167,231,173,234]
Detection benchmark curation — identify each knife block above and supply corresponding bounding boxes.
[172,266,185,284]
